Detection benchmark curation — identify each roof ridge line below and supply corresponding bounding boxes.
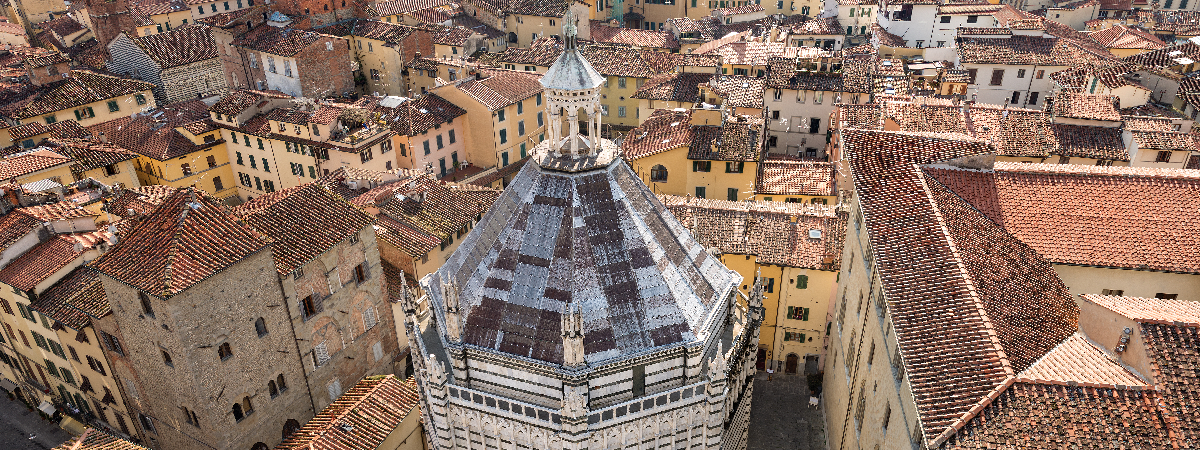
[913,164,1015,377]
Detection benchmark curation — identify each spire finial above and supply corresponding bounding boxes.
[563,9,578,49]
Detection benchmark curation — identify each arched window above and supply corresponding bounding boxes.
[242,396,254,416]
[218,342,233,361]
[254,318,268,337]
[139,292,154,318]
[251,443,269,450]
[650,165,668,183]
[232,403,244,421]
[283,419,301,439]
[507,32,518,43]
[277,374,288,392]
[268,380,278,398]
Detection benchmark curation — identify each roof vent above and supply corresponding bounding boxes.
[339,423,354,432]
[808,229,821,239]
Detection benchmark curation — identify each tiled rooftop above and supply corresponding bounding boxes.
[32,266,108,330]
[957,35,1114,67]
[455,69,544,110]
[89,98,217,161]
[91,188,269,298]
[1052,91,1122,121]
[589,21,680,49]
[0,234,89,292]
[0,149,71,179]
[130,24,220,69]
[235,26,334,57]
[276,375,421,450]
[235,183,374,275]
[51,428,148,450]
[208,89,293,116]
[843,129,1079,440]
[374,93,466,137]
[1017,332,1147,386]
[755,157,835,197]
[1082,294,1200,326]
[659,195,845,269]
[925,162,1200,274]
[1090,24,1166,50]
[0,70,154,121]
[631,72,713,103]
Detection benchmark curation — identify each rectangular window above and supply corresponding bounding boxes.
[107,100,120,112]
[181,163,192,176]
[499,129,507,144]
[695,186,706,198]
[213,176,223,191]
[990,69,1004,86]
[1156,151,1172,163]
[498,109,506,121]
[967,15,978,22]
[727,188,738,201]
[1017,69,1027,78]
[518,121,525,136]
[437,134,445,149]
[940,15,950,23]
[726,161,744,173]
[809,118,820,133]
[1028,92,1040,105]
[448,129,456,144]
[618,106,626,117]
[423,140,431,155]
[502,152,509,166]
[693,161,711,172]
[1011,91,1020,105]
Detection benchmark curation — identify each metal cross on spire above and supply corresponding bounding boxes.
[563,9,578,49]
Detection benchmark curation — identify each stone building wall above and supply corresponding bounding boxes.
[161,58,230,104]
[280,225,399,412]
[95,249,315,450]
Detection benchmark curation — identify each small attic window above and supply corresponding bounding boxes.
[809,229,822,239]
[326,42,333,51]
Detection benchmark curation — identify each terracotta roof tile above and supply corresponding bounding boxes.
[234,183,374,275]
[631,72,712,103]
[1140,321,1200,443]
[235,27,335,57]
[208,89,292,116]
[44,138,138,174]
[589,21,679,49]
[703,75,765,109]
[781,16,842,35]
[455,69,543,110]
[91,188,269,298]
[844,129,1079,438]
[1017,332,1147,386]
[89,98,216,161]
[276,375,420,450]
[756,157,835,196]
[0,70,154,121]
[0,208,45,249]
[925,162,1200,273]
[1131,129,1192,150]
[52,428,148,450]
[0,234,87,292]
[0,149,71,179]
[958,35,1115,66]
[765,57,845,91]
[1051,124,1127,160]
[1083,294,1200,325]
[129,24,220,69]
[103,184,176,218]
[1053,91,1121,121]
[1090,24,1166,50]
[31,267,107,329]
[659,195,845,269]
[373,93,465,137]
[372,0,452,16]
[941,382,1174,449]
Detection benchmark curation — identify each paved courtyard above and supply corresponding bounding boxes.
[0,394,73,450]
[747,372,826,450]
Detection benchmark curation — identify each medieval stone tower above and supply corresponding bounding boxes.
[403,12,761,450]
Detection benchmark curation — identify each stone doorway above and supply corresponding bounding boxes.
[785,354,799,374]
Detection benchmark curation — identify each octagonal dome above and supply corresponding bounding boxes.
[422,141,739,365]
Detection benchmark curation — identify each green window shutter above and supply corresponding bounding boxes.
[40,312,51,328]
[802,307,810,321]
[32,331,47,349]
[87,107,94,117]
[797,274,808,289]
[61,369,74,385]
[799,333,806,342]
[45,359,57,378]
[74,110,82,120]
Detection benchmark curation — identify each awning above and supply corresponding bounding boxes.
[0,378,15,392]
[37,400,56,415]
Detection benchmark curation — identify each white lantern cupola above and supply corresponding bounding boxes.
[538,9,606,159]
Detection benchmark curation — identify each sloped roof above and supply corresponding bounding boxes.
[91,188,270,298]
[455,69,543,110]
[1017,332,1146,386]
[0,149,71,179]
[52,428,148,450]
[1090,24,1166,50]
[589,21,679,49]
[843,129,1079,442]
[631,72,711,103]
[234,183,374,275]
[958,35,1114,66]
[32,266,108,330]
[374,93,465,137]
[235,26,334,57]
[539,43,605,91]
[0,70,154,121]
[89,98,216,161]
[423,149,739,364]
[926,162,1200,274]
[659,195,845,269]
[756,157,835,196]
[276,375,421,450]
[127,24,220,69]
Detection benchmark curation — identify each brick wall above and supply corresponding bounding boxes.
[295,35,354,99]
